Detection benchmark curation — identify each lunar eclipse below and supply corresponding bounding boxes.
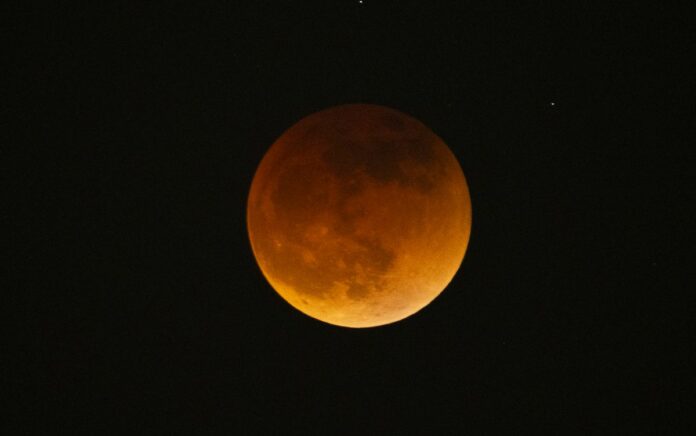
[247,104,471,327]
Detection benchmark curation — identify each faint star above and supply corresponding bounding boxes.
[550,102,556,106]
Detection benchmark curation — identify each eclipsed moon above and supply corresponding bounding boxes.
[247,104,472,328]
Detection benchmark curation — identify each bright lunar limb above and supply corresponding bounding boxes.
[247,104,472,328]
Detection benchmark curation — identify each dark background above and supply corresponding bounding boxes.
[7,2,693,433]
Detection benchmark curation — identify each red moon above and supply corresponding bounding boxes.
[247,104,472,328]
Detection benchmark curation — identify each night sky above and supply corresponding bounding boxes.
[8,2,692,433]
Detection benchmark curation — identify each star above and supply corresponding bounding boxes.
[550,102,556,106]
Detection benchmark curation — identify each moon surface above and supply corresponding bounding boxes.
[247,104,471,328]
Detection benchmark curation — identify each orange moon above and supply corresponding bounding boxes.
[247,104,471,328]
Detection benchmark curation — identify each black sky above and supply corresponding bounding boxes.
[7,2,693,433]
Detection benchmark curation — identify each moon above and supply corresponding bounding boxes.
[247,104,471,328]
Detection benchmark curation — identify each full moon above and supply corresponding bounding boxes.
[247,104,472,328]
